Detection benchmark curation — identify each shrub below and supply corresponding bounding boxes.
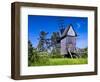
[29,50,50,66]
[38,52,49,64]
[50,53,63,58]
[28,48,40,66]
[81,52,88,58]
[28,40,50,66]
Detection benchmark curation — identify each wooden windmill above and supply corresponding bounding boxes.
[60,24,78,58]
[56,17,79,58]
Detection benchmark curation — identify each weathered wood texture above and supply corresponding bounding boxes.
[61,25,77,55]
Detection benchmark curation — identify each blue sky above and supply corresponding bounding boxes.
[28,15,88,48]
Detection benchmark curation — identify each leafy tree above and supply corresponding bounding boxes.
[28,40,33,66]
[51,32,60,54]
[28,40,40,66]
[37,31,50,52]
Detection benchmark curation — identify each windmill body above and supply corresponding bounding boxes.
[59,25,78,57]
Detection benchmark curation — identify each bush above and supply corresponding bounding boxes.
[81,52,88,58]
[28,40,50,66]
[28,50,50,66]
[38,52,49,64]
[50,48,63,58]
[28,48,40,66]
[50,53,63,58]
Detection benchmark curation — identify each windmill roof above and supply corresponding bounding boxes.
[57,24,77,43]
[61,24,77,37]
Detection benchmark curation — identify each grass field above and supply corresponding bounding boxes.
[30,58,88,66]
[49,58,87,65]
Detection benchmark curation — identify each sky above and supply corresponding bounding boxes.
[28,15,88,48]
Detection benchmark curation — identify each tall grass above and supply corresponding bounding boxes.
[30,58,88,66]
[49,58,87,65]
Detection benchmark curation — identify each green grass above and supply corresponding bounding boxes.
[49,58,87,65]
[30,58,88,66]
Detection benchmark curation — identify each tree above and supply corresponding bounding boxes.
[37,31,48,52]
[81,47,88,58]
[28,40,33,66]
[28,40,41,66]
[51,32,60,54]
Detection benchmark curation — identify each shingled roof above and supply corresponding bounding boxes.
[61,24,77,37]
[57,24,77,43]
